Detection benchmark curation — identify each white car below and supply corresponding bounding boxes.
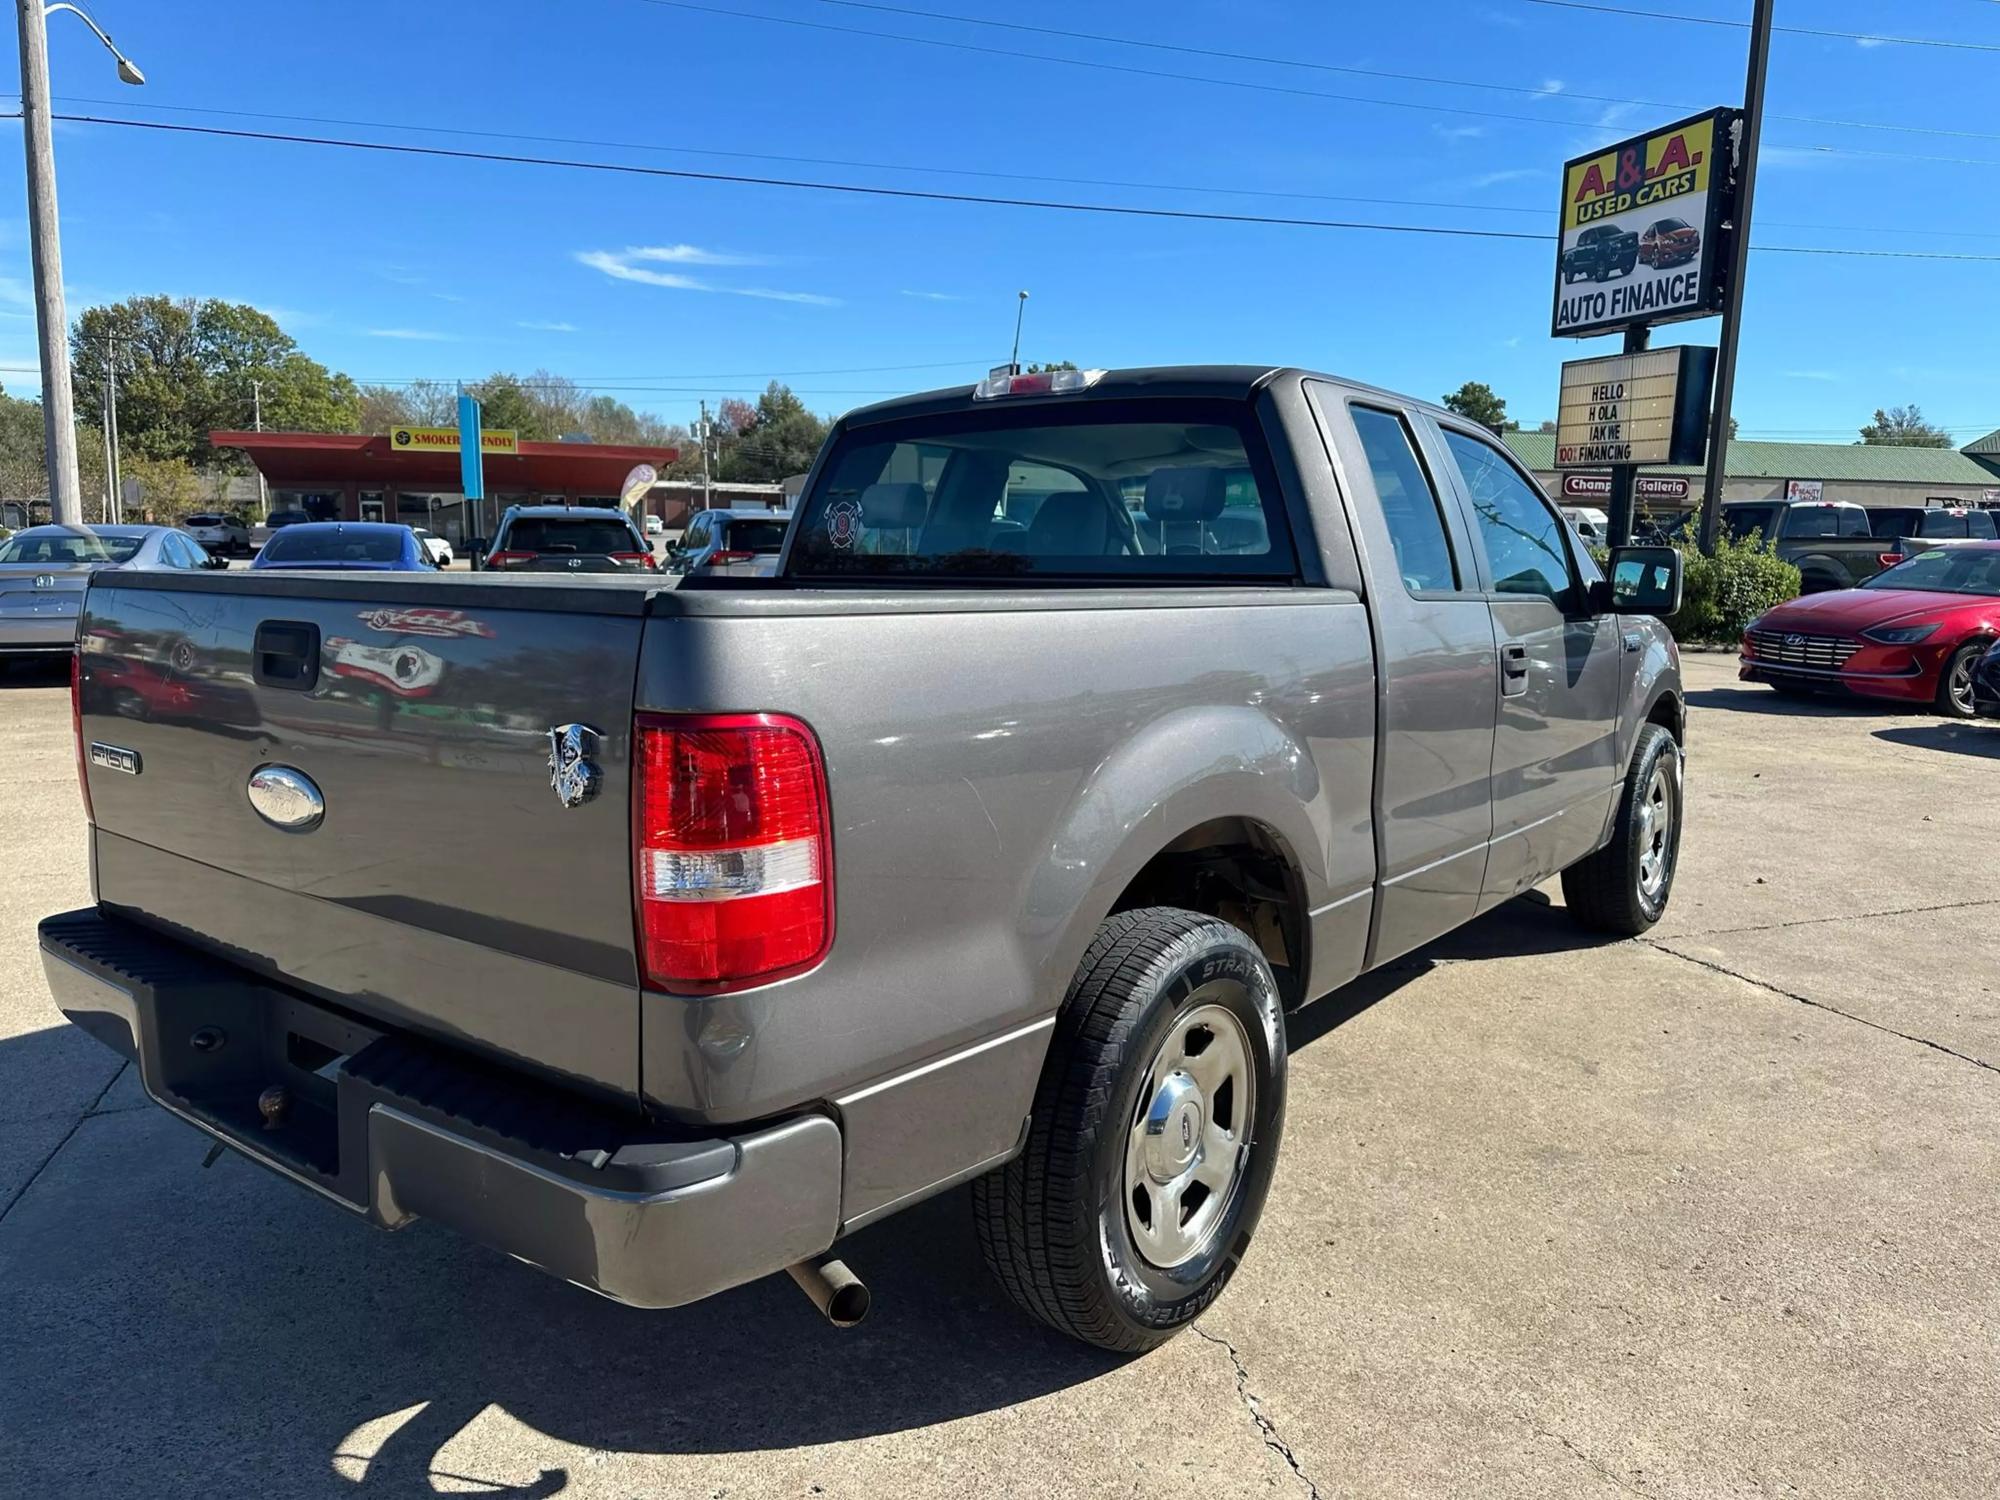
[644,514,664,537]
[183,513,251,557]
[410,528,453,567]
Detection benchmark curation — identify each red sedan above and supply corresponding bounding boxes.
[1740,542,2000,717]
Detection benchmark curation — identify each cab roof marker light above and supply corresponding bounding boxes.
[973,368,1107,400]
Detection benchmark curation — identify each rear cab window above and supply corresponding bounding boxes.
[723,519,789,553]
[787,397,1297,582]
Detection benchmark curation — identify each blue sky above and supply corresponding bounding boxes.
[3,0,1997,441]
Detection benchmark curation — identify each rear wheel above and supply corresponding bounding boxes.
[1562,724,1682,935]
[1937,641,1984,719]
[972,907,1286,1353]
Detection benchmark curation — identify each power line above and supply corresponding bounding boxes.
[1515,0,2000,52]
[28,112,2000,262]
[797,0,2000,143]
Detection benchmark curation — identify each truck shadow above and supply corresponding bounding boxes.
[0,657,70,690]
[1874,723,2000,759]
[1682,685,1907,718]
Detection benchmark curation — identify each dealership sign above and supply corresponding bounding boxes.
[1552,109,1737,339]
[1561,473,1692,503]
[1554,346,1717,470]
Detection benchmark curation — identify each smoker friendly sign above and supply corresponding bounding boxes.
[1552,109,1737,339]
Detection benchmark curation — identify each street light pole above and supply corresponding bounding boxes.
[1009,290,1029,373]
[13,0,144,525]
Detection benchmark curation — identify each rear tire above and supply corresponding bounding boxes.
[972,907,1286,1353]
[1562,724,1682,935]
[1937,641,1984,719]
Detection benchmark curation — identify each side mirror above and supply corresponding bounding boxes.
[204,552,231,570]
[1596,545,1683,616]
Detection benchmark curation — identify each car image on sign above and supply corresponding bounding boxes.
[1639,217,1701,269]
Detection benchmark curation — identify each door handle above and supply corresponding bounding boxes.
[1499,642,1529,697]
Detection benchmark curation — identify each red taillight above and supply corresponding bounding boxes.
[71,650,92,820]
[610,552,657,569]
[484,550,536,569]
[634,712,832,992]
[1878,552,1905,569]
[707,549,754,565]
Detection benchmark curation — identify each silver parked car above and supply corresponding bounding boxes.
[666,507,793,577]
[0,524,223,662]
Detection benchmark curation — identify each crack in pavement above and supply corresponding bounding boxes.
[1533,1427,1652,1497]
[0,1061,125,1226]
[1646,942,2000,1077]
[1670,895,2000,940]
[1192,1325,1322,1499]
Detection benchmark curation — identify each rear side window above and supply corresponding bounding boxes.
[1722,504,1781,542]
[788,398,1295,581]
[1351,406,1457,593]
[1783,506,1863,539]
[1870,508,1920,538]
[505,517,637,553]
[1969,510,1998,540]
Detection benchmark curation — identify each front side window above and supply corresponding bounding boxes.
[789,399,1294,581]
[1351,405,1457,593]
[1442,429,1577,607]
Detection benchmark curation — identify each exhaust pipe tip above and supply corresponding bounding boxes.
[786,1256,870,1329]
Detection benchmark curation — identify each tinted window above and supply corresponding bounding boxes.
[1869,507,1921,538]
[185,514,224,528]
[1352,406,1457,592]
[722,519,789,553]
[1969,511,1997,540]
[1722,504,1781,542]
[262,527,405,563]
[504,516,637,553]
[1780,505,1861,539]
[790,399,1294,581]
[1443,429,1576,606]
[1863,548,2000,595]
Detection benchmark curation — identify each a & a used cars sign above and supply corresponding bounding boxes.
[1552,108,1737,339]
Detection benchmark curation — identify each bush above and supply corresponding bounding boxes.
[1592,530,1800,646]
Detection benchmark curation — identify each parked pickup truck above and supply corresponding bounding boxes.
[43,365,1687,1354]
[1723,499,1995,592]
[1559,223,1640,284]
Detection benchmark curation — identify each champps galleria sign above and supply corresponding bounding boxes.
[1552,109,1738,339]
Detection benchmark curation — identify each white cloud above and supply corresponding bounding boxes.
[0,276,33,308]
[1855,35,1887,49]
[1432,123,1486,142]
[518,319,579,333]
[429,291,467,304]
[1467,167,1544,191]
[365,327,458,341]
[1784,369,1839,382]
[1535,79,1565,97]
[1759,145,1840,171]
[900,290,960,302]
[620,244,770,268]
[575,248,837,306]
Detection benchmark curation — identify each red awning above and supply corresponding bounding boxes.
[211,431,678,492]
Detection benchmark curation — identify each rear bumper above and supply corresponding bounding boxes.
[0,611,80,652]
[39,907,842,1309]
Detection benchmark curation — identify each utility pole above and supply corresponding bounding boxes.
[18,0,80,523]
[1010,290,1029,374]
[252,378,269,520]
[1697,0,1774,555]
[99,362,115,523]
[699,399,712,511]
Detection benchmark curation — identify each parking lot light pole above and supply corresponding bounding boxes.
[15,0,144,525]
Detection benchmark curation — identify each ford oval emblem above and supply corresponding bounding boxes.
[246,765,325,831]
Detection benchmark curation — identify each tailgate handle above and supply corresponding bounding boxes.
[254,621,320,690]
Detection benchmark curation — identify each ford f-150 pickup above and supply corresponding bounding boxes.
[42,365,1687,1353]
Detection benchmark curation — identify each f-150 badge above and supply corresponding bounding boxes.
[547,723,603,808]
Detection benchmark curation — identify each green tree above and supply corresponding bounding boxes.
[70,297,359,465]
[0,383,110,518]
[468,373,543,439]
[1442,381,1516,432]
[1859,405,1953,448]
[714,382,831,482]
[1025,360,1079,374]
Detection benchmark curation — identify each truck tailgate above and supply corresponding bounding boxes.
[77,571,650,1102]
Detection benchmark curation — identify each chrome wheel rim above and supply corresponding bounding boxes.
[1636,762,1675,902]
[1948,653,1975,714]
[1124,1002,1255,1271]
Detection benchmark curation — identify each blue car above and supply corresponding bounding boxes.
[250,522,436,572]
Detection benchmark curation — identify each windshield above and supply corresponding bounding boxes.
[261,527,405,564]
[0,530,137,564]
[1862,548,2000,595]
[789,398,1294,581]
[503,516,636,553]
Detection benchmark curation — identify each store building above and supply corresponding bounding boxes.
[212,430,680,547]
[1505,430,2000,516]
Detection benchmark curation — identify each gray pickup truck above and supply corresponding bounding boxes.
[41,365,1686,1353]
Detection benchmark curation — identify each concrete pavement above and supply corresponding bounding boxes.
[2,652,1996,1497]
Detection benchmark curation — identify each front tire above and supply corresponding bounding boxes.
[972,907,1286,1353]
[1562,723,1682,935]
[1937,641,1984,719]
